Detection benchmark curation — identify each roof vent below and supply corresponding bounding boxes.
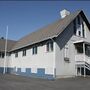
[60,9,70,18]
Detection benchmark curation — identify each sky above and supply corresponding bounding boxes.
[0,1,90,41]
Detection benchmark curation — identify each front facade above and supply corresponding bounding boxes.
[0,10,90,79]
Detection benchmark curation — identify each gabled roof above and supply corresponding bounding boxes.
[11,10,90,51]
[0,39,17,52]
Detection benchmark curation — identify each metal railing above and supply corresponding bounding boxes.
[76,61,90,77]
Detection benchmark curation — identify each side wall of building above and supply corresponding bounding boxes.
[8,42,56,79]
[55,15,90,78]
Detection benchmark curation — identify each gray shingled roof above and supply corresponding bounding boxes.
[0,39,17,52]
[11,10,90,51]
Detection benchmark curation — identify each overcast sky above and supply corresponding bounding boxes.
[0,1,90,40]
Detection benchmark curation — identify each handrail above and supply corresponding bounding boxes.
[76,61,90,71]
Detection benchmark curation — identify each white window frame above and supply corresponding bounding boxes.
[22,49,26,56]
[32,46,37,55]
[46,41,53,52]
[15,52,18,58]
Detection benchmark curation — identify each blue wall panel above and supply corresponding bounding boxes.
[26,68,31,76]
[7,68,13,74]
[0,67,4,73]
[0,67,54,80]
[37,68,45,77]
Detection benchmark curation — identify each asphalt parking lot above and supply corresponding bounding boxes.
[0,74,90,90]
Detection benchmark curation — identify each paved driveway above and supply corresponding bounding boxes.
[0,74,90,90]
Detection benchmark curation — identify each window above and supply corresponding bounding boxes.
[6,53,11,56]
[15,52,18,58]
[0,52,5,58]
[22,49,26,56]
[78,31,81,36]
[32,46,37,55]
[85,45,90,57]
[2,53,5,58]
[73,19,76,34]
[77,16,80,25]
[47,43,49,52]
[82,22,85,37]
[8,53,11,56]
[46,41,53,52]
[76,44,83,53]
[77,16,82,37]
[77,46,83,53]
[0,52,2,58]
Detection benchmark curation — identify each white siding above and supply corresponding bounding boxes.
[0,56,10,67]
[0,58,4,67]
[0,14,90,79]
[55,15,90,78]
[55,22,76,78]
[10,42,55,75]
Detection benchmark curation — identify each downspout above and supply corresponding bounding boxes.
[50,37,56,79]
[83,42,86,77]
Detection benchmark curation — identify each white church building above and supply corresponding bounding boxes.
[0,10,90,79]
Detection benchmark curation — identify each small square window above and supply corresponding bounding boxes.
[76,44,83,54]
[6,53,11,56]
